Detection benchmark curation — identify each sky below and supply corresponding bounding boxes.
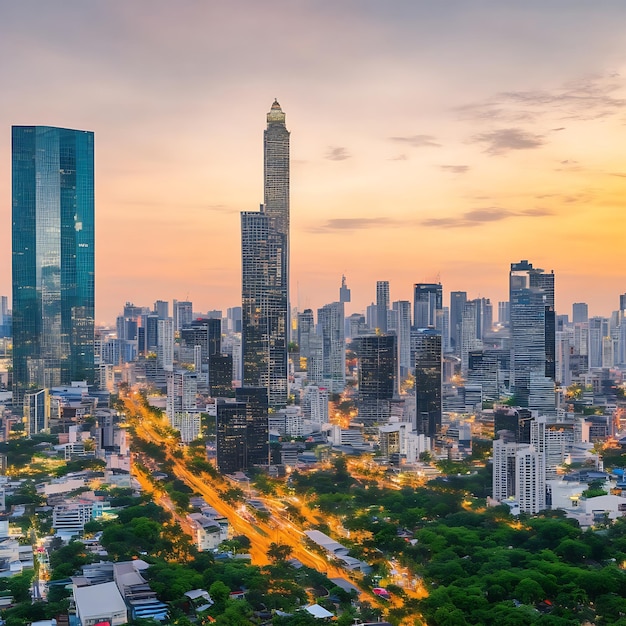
[1,1,626,324]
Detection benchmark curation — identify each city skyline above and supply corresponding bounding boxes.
[2,2,626,322]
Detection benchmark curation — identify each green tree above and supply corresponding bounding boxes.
[267,542,293,563]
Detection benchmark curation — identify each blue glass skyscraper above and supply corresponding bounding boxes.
[12,126,95,407]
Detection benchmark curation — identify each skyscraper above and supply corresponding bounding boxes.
[12,126,95,407]
[376,281,390,333]
[317,302,345,392]
[509,260,555,413]
[353,333,397,425]
[392,300,412,379]
[414,328,442,439]
[241,101,290,408]
[449,291,467,355]
[339,275,351,304]
[414,283,443,330]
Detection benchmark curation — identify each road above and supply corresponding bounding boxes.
[122,393,422,617]
[124,395,348,577]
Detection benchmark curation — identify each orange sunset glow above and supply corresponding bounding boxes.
[1,2,626,322]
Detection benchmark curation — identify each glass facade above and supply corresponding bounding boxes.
[241,101,290,408]
[414,329,442,438]
[241,210,288,407]
[509,260,556,413]
[353,333,397,425]
[12,126,95,406]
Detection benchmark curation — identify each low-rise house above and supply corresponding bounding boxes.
[73,580,128,625]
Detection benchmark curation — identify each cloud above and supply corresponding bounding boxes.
[389,134,441,148]
[115,200,236,213]
[309,217,401,233]
[389,154,408,161]
[471,128,545,155]
[458,74,626,124]
[440,165,469,174]
[325,146,351,161]
[421,206,553,228]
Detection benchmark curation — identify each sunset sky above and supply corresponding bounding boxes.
[1,1,626,323]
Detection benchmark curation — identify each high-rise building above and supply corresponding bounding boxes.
[216,401,248,474]
[509,260,555,413]
[241,101,290,408]
[235,387,269,467]
[297,309,315,361]
[208,353,234,397]
[572,302,589,324]
[492,436,546,514]
[460,300,482,374]
[157,318,174,372]
[226,306,242,334]
[154,300,169,320]
[216,388,270,474]
[173,300,193,332]
[392,301,412,379]
[24,388,50,436]
[339,275,351,304]
[449,291,467,355]
[498,301,510,326]
[166,369,198,421]
[376,281,390,333]
[353,334,397,425]
[413,283,443,331]
[317,302,345,392]
[413,328,442,439]
[12,126,95,407]
[0,296,10,338]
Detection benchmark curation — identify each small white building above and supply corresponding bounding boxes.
[566,494,626,528]
[73,580,128,625]
[188,513,228,551]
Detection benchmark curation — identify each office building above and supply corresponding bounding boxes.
[208,353,234,397]
[339,275,351,304]
[460,300,482,374]
[353,334,397,425]
[226,306,242,333]
[235,387,269,467]
[414,283,443,330]
[216,401,247,474]
[12,126,95,407]
[216,388,269,473]
[413,328,442,439]
[241,101,290,408]
[154,300,169,320]
[157,318,174,372]
[498,301,510,326]
[0,296,10,338]
[376,281,390,332]
[317,302,345,392]
[297,309,315,361]
[346,313,366,339]
[449,291,467,355]
[173,300,193,332]
[509,260,555,413]
[572,302,589,324]
[24,388,50,436]
[392,300,412,379]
